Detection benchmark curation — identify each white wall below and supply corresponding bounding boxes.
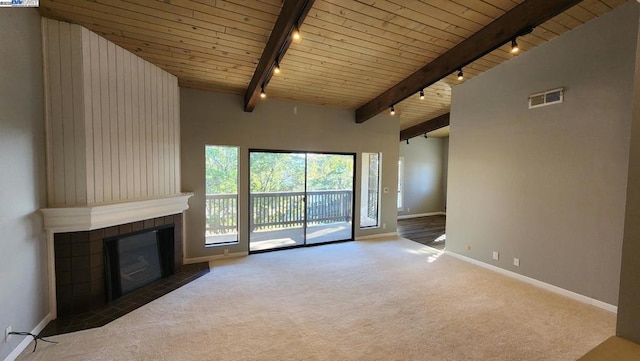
[42,19,180,207]
[0,9,48,361]
[398,136,447,216]
[181,89,398,260]
[447,2,638,305]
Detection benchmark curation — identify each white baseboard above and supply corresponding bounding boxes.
[184,251,248,264]
[397,212,446,220]
[355,232,397,241]
[445,251,617,314]
[4,313,52,361]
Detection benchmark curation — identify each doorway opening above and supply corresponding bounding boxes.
[249,150,355,253]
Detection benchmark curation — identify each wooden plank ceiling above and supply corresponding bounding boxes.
[39,0,627,134]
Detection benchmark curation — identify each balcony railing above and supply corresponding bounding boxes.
[205,190,353,235]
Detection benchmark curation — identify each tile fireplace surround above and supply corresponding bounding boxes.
[41,194,193,320]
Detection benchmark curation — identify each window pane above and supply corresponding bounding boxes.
[360,152,380,228]
[205,145,239,245]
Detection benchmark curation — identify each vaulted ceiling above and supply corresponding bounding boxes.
[39,0,627,134]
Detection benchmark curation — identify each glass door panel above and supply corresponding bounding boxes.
[305,153,354,245]
[249,152,306,252]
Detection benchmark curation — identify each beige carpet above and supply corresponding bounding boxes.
[18,237,614,360]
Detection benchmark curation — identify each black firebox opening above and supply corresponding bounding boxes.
[104,224,175,303]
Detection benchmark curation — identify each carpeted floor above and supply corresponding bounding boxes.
[17,237,614,360]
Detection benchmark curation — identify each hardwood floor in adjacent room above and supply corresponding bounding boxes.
[397,215,446,250]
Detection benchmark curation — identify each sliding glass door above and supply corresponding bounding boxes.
[249,152,306,251]
[249,151,354,252]
[305,153,354,245]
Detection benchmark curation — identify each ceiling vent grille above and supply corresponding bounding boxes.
[529,88,563,109]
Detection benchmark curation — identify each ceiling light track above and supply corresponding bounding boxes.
[408,26,532,102]
[244,0,315,111]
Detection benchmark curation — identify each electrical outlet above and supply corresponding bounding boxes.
[5,326,11,342]
[514,258,520,267]
[492,251,499,261]
[223,248,229,257]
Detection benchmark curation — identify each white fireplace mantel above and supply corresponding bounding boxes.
[41,193,193,233]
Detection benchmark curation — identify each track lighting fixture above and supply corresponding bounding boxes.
[260,87,266,98]
[274,61,281,74]
[390,105,395,115]
[292,25,301,40]
[406,139,409,145]
[424,133,428,139]
[457,68,464,81]
[419,89,425,100]
[511,38,519,53]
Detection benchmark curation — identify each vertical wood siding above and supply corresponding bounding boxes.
[42,19,180,206]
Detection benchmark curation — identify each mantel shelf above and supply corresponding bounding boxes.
[41,193,193,233]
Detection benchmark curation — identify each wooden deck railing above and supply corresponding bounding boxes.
[205,190,353,234]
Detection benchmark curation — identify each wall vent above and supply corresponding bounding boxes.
[528,88,563,109]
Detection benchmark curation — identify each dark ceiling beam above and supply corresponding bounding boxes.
[400,113,450,142]
[356,0,584,123]
[244,0,315,112]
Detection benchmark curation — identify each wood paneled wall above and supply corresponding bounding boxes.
[42,18,180,207]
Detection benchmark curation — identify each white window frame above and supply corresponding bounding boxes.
[397,156,404,211]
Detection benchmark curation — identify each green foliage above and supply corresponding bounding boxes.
[205,148,354,195]
[205,145,238,194]
[307,153,353,191]
[250,152,305,193]
[250,152,353,192]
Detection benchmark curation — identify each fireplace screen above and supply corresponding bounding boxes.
[118,230,162,294]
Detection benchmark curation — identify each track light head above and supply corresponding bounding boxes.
[457,69,464,81]
[424,133,428,139]
[260,87,266,98]
[292,26,301,40]
[419,89,425,100]
[274,62,281,74]
[511,38,519,53]
[390,105,395,115]
[406,139,409,145]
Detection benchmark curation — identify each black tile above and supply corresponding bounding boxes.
[90,229,105,241]
[119,223,133,235]
[73,282,91,297]
[143,219,154,229]
[71,256,90,270]
[173,214,182,225]
[132,221,144,232]
[70,231,90,243]
[71,242,90,257]
[71,270,90,284]
[105,226,119,238]
[55,233,71,244]
[55,243,71,258]
[55,257,72,272]
[56,271,72,286]
[90,253,103,267]
[90,266,103,282]
[90,240,103,255]
[41,262,210,337]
